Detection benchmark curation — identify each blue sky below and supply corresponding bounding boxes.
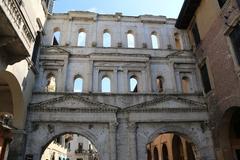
[53,0,184,18]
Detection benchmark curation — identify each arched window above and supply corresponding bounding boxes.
[74,77,83,92]
[162,144,169,160]
[182,76,190,93]
[52,28,60,45]
[151,32,159,49]
[130,76,138,92]
[147,149,152,160]
[172,135,185,160]
[154,147,159,160]
[127,31,135,48]
[174,32,182,50]
[101,76,111,92]
[103,30,111,47]
[46,73,56,92]
[186,142,196,160]
[156,76,163,92]
[78,30,86,47]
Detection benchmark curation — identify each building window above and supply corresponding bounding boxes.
[103,30,111,47]
[162,144,169,160]
[191,22,201,47]
[230,24,240,65]
[154,147,159,160]
[174,32,182,50]
[74,76,83,92]
[237,0,240,8]
[130,76,138,92]
[46,73,56,92]
[147,149,152,160]
[218,0,227,8]
[101,76,111,92]
[151,32,159,49]
[156,76,163,92]
[200,62,212,94]
[181,76,190,93]
[78,30,86,47]
[127,31,135,48]
[52,28,60,45]
[78,143,83,153]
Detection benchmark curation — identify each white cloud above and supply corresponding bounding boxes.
[87,7,97,13]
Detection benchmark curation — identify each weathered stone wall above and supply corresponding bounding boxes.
[25,11,216,160]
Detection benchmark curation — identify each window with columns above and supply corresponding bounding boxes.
[74,76,83,92]
[130,76,138,92]
[103,30,111,47]
[45,73,56,92]
[181,76,190,93]
[151,32,159,49]
[101,76,111,92]
[127,31,135,48]
[174,32,182,50]
[78,29,86,47]
[52,27,60,45]
[156,76,164,92]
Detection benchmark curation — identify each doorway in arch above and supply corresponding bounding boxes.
[41,133,99,160]
[147,133,196,160]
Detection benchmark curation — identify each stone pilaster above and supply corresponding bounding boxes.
[8,129,26,160]
[128,122,137,160]
[109,122,118,160]
[113,69,118,93]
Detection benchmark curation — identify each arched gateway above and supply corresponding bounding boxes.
[25,11,216,160]
[25,94,216,160]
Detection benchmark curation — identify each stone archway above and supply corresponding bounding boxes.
[25,122,110,160]
[217,106,240,160]
[137,123,216,160]
[172,135,184,160]
[0,71,24,159]
[0,71,24,129]
[41,132,99,160]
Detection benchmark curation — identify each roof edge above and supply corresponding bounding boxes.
[175,0,201,29]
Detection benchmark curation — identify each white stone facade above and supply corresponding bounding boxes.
[25,11,216,160]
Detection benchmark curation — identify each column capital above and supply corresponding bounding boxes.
[109,122,118,130]
[128,122,137,131]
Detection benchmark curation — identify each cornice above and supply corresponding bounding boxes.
[29,94,207,113]
[29,94,119,113]
[124,95,207,112]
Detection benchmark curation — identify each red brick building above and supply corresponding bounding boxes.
[176,0,240,159]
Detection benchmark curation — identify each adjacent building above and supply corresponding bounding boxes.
[0,0,52,159]
[176,0,240,159]
[41,134,98,160]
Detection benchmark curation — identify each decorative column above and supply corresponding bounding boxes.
[128,122,137,160]
[109,122,118,160]
[93,68,99,92]
[113,69,118,93]
[141,70,146,93]
[123,69,128,93]
[87,60,94,92]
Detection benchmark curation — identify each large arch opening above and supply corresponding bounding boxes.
[219,107,240,160]
[0,71,24,159]
[147,133,196,160]
[41,133,99,160]
[0,71,24,129]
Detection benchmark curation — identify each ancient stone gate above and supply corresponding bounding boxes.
[25,11,216,160]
